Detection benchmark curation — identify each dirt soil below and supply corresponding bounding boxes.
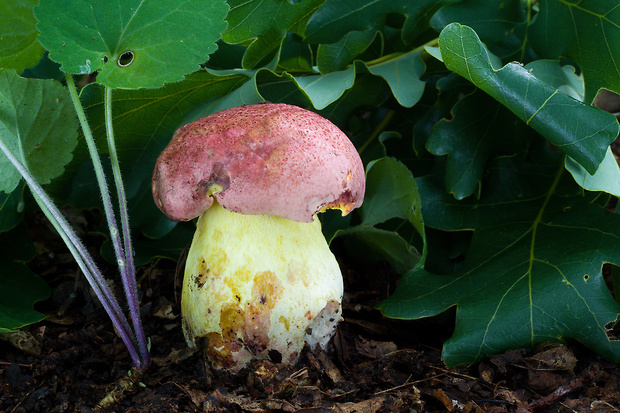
[2,92,620,413]
[1,214,619,413]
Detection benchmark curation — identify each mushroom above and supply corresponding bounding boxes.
[152,103,365,371]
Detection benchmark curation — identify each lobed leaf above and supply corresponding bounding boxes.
[337,157,426,274]
[379,157,620,366]
[565,148,620,198]
[35,0,229,89]
[426,91,534,199]
[305,0,458,45]
[223,0,323,69]
[317,28,377,74]
[438,23,619,175]
[0,69,78,194]
[431,0,534,61]
[365,50,426,108]
[529,0,620,103]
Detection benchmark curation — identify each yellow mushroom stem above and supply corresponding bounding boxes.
[181,201,343,371]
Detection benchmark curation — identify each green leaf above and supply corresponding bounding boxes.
[35,0,229,89]
[317,28,377,73]
[566,148,620,197]
[223,0,324,69]
[0,224,50,332]
[293,66,356,110]
[430,0,534,61]
[379,157,620,367]
[278,33,314,72]
[339,225,421,275]
[305,0,458,45]
[438,23,619,174]
[0,0,45,72]
[366,50,426,108]
[529,0,620,103]
[426,91,534,199]
[525,60,584,101]
[0,69,78,193]
[338,157,426,273]
[259,56,425,112]
[0,183,24,232]
[20,52,64,81]
[361,157,423,231]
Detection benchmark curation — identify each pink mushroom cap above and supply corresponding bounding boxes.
[152,103,365,222]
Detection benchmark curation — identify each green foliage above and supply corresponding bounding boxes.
[35,0,229,89]
[0,0,45,72]
[529,0,620,103]
[437,24,618,175]
[1,0,620,367]
[0,69,78,194]
[380,156,620,366]
[0,223,50,332]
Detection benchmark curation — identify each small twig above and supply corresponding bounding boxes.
[373,374,414,395]
[94,367,146,411]
[0,361,33,368]
[527,377,584,410]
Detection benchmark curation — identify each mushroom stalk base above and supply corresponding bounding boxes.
[182,202,343,371]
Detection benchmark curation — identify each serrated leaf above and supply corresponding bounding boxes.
[0,224,50,332]
[379,157,620,367]
[35,0,229,89]
[20,53,64,81]
[223,0,323,70]
[529,0,620,103]
[566,148,620,197]
[438,23,619,175]
[0,0,45,72]
[0,69,78,193]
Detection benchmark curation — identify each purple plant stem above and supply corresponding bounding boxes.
[66,74,149,369]
[0,137,142,367]
[104,87,150,367]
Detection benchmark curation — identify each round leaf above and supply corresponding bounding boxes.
[35,0,229,89]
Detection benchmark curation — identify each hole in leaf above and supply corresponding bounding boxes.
[103,56,108,63]
[117,51,135,67]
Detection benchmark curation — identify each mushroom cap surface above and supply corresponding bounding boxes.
[152,103,365,222]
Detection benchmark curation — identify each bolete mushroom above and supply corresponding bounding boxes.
[152,103,365,371]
